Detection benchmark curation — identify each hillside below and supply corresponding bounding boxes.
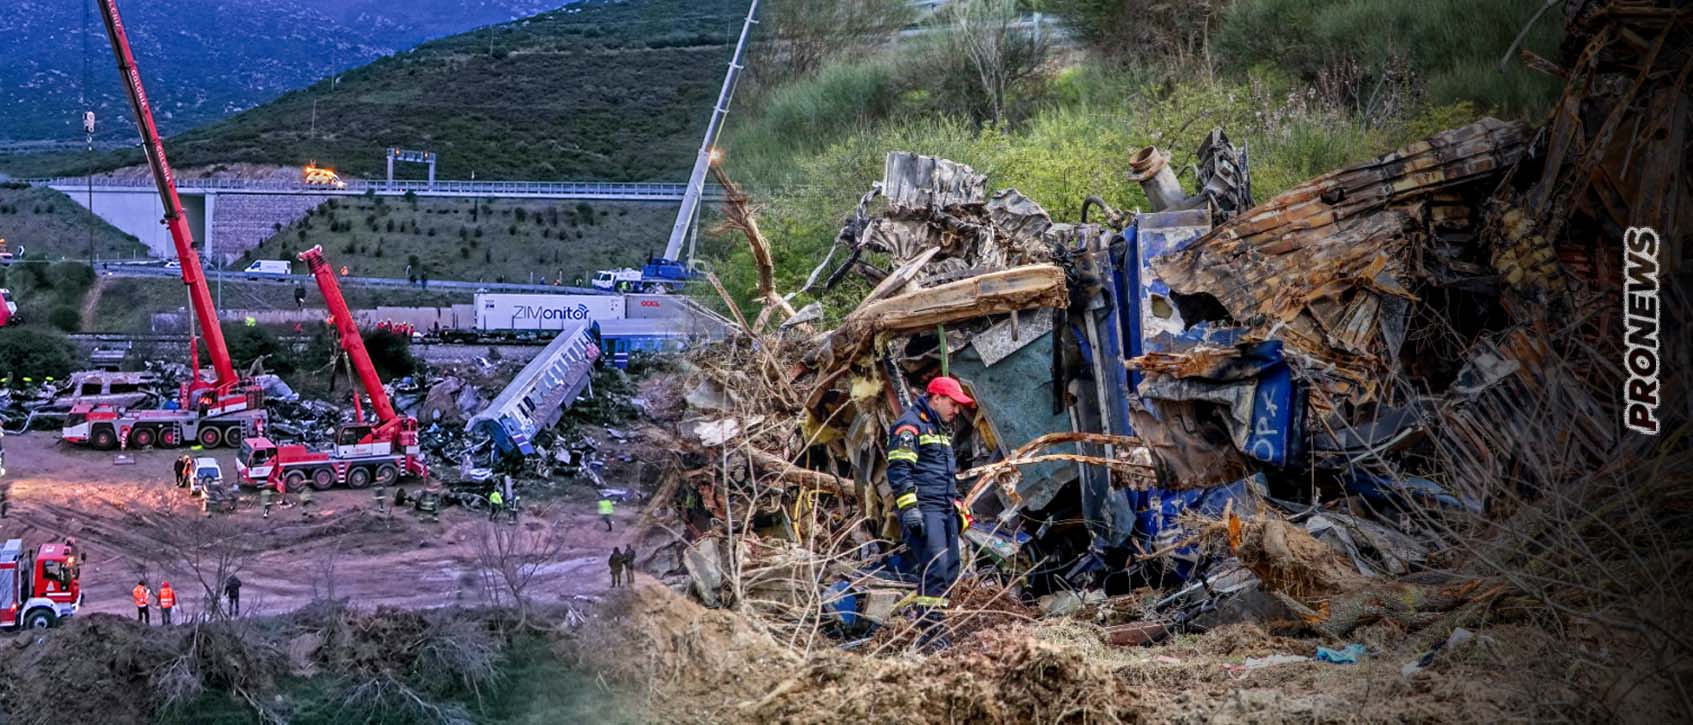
[0,182,149,261]
[242,195,679,287]
[0,0,583,148]
[704,0,1564,315]
[0,0,755,181]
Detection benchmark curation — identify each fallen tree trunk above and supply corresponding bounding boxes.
[747,447,854,499]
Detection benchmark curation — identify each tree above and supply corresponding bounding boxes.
[474,518,568,623]
[0,328,76,379]
[223,323,291,374]
[48,305,80,332]
[944,0,1051,126]
[361,327,417,380]
[761,0,914,82]
[133,505,255,620]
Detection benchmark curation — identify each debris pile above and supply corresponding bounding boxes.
[646,4,1687,698]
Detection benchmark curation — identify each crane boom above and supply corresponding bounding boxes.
[662,0,758,262]
[298,246,397,425]
[97,0,237,391]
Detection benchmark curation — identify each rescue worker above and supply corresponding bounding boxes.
[133,579,152,624]
[158,581,177,625]
[224,575,242,617]
[598,496,615,531]
[298,486,314,519]
[488,488,504,521]
[373,484,388,515]
[173,455,190,488]
[619,547,636,584]
[608,546,624,588]
[886,376,973,648]
[260,486,274,518]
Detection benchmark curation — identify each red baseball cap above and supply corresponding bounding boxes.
[925,376,974,406]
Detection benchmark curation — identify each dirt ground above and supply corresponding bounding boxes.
[2,432,638,619]
[573,580,1592,725]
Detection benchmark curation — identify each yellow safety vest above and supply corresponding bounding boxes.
[598,499,614,515]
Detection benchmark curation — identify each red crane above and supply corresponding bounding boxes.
[301,246,399,428]
[236,247,425,490]
[60,0,266,450]
[97,0,235,391]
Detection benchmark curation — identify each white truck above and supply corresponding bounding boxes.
[243,260,290,279]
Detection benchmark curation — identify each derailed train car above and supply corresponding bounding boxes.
[771,116,1556,626]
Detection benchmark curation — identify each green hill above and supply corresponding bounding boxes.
[243,195,679,287]
[0,0,753,181]
[0,182,149,261]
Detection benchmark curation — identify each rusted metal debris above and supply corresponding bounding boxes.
[653,3,1681,655]
[1148,118,1533,411]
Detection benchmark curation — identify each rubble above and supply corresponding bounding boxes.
[640,3,1686,688]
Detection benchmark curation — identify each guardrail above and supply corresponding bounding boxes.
[98,264,608,295]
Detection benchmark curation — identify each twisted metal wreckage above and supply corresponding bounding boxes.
[662,1,1688,644]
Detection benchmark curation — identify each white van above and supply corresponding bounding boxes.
[243,260,290,279]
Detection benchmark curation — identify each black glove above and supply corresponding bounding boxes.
[899,505,924,539]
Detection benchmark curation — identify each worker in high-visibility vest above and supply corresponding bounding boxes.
[598,496,615,531]
[488,489,504,522]
[158,581,177,625]
[133,580,152,625]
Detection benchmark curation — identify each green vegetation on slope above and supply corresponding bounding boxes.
[0,183,149,261]
[0,0,753,180]
[1216,0,1564,118]
[703,0,1561,316]
[243,195,675,287]
[0,260,98,332]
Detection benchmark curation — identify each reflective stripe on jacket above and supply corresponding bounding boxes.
[886,397,957,511]
[159,587,176,608]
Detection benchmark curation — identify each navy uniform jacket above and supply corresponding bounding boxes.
[886,397,956,511]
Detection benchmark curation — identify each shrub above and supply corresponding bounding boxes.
[362,328,417,380]
[1216,0,1561,116]
[0,328,76,379]
[222,323,291,373]
[47,261,95,291]
[48,305,80,332]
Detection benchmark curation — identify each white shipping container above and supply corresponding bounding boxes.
[475,293,625,332]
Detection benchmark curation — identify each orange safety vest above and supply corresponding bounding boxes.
[159,586,176,608]
[132,585,150,608]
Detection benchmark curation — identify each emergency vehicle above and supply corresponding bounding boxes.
[0,538,82,630]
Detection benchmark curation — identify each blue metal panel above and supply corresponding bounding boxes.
[1129,474,1264,581]
[1246,348,1295,467]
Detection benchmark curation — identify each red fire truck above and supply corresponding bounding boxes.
[237,246,427,490]
[64,0,267,451]
[0,538,83,630]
